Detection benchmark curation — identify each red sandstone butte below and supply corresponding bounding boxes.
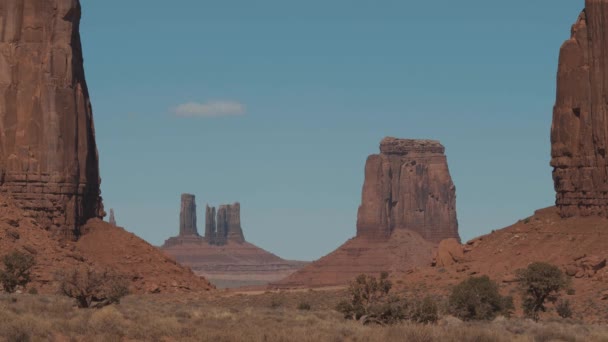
[357,137,460,242]
[0,0,103,239]
[273,137,460,288]
[552,0,608,217]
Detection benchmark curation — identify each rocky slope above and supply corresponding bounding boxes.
[0,195,213,294]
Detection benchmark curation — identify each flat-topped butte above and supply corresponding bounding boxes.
[380,137,445,155]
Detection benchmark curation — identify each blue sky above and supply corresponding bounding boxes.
[81,0,583,261]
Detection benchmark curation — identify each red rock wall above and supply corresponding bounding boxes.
[0,0,103,238]
[551,1,608,217]
[356,138,459,243]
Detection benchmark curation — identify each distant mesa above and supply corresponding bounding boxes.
[551,1,608,218]
[163,194,245,246]
[273,137,459,288]
[161,194,307,288]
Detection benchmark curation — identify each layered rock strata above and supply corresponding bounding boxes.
[0,0,104,239]
[551,1,608,217]
[357,137,460,242]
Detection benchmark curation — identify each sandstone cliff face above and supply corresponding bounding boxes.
[357,137,459,243]
[551,1,608,217]
[0,0,103,238]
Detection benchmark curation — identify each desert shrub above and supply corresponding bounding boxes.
[297,302,311,311]
[556,299,573,319]
[0,251,35,293]
[106,278,130,305]
[27,288,38,295]
[56,267,129,308]
[449,276,514,321]
[336,272,407,325]
[516,262,569,321]
[411,296,439,324]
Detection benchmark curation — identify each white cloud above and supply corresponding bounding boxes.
[172,100,246,118]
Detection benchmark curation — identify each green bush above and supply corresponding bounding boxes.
[449,276,514,321]
[0,251,35,293]
[516,262,569,321]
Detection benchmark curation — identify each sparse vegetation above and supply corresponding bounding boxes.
[411,296,439,324]
[56,267,129,308]
[516,262,569,321]
[0,293,606,342]
[0,250,35,293]
[556,299,573,319]
[336,272,407,325]
[449,276,514,321]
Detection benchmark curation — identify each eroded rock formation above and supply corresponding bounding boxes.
[205,205,216,244]
[357,137,460,242]
[109,209,116,226]
[0,0,104,239]
[551,1,608,217]
[207,203,245,245]
[179,194,198,236]
[163,198,245,247]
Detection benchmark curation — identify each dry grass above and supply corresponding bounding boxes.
[0,292,607,341]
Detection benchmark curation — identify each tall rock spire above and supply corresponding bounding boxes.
[179,194,198,236]
[551,1,608,217]
[0,0,103,239]
[356,138,459,243]
[205,205,216,244]
[109,209,116,226]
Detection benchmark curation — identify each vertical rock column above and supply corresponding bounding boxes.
[215,206,228,245]
[179,194,198,236]
[551,1,608,217]
[0,0,104,239]
[205,205,216,244]
[356,137,459,243]
[226,202,245,243]
[109,209,116,226]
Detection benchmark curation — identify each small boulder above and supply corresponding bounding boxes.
[433,238,464,267]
